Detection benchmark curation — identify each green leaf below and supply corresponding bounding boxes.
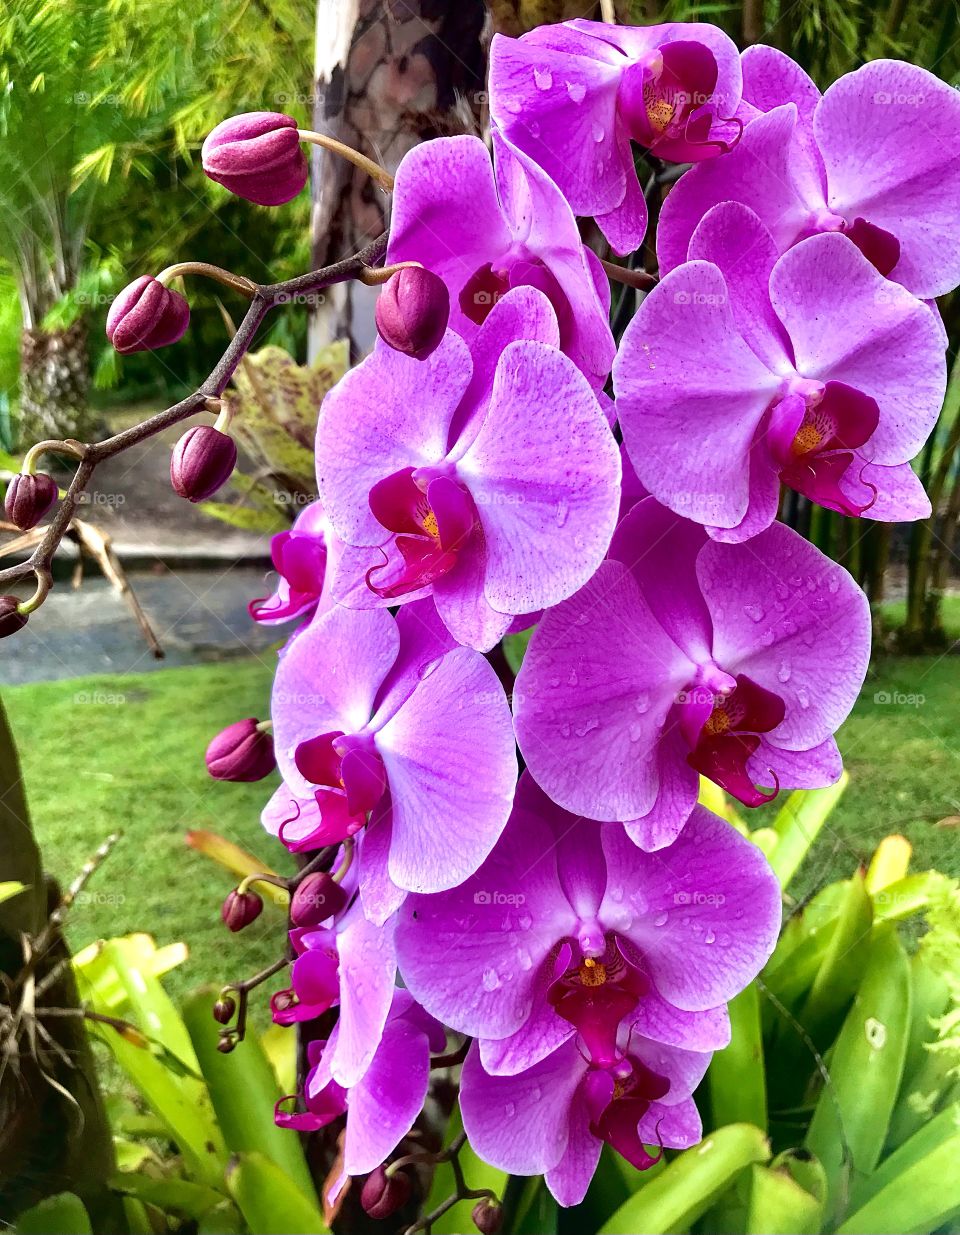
[182,986,317,1205]
[743,1162,823,1235]
[797,869,874,1044]
[15,1194,92,1235]
[0,879,27,906]
[708,983,767,1133]
[836,1125,960,1234]
[599,1124,771,1235]
[805,924,912,1223]
[503,626,535,675]
[767,775,849,890]
[511,1177,558,1234]
[851,1101,960,1212]
[109,1174,227,1220]
[75,940,227,1189]
[225,1152,329,1235]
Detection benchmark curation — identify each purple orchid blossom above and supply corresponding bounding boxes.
[271,599,516,910]
[461,1029,709,1206]
[249,501,335,628]
[513,498,870,848]
[386,133,615,391]
[616,210,946,540]
[658,49,960,299]
[490,20,742,254]
[271,873,398,1089]
[316,288,621,652]
[276,988,445,1206]
[396,774,780,1077]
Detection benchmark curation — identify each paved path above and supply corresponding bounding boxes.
[2,567,279,684]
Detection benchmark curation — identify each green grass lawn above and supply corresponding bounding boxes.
[3,654,959,1007]
[4,658,290,1007]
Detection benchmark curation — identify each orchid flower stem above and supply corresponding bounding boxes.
[599,257,658,291]
[0,231,389,611]
[218,955,290,1048]
[332,837,355,884]
[289,844,338,887]
[297,129,395,191]
[429,1037,470,1070]
[237,872,288,896]
[402,1129,500,1235]
[156,261,257,299]
[21,438,85,474]
[359,260,421,287]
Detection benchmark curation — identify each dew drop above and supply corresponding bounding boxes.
[704,929,716,944]
[568,668,579,687]
[575,718,599,737]
[797,687,811,710]
[482,967,501,992]
[592,122,605,143]
[777,662,791,683]
[505,1101,516,1117]
[743,602,765,623]
[560,722,571,738]
[567,80,586,103]
[534,67,553,91]
[653,911,668,927]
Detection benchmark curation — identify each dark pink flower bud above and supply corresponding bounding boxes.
[5,473,58,530]
[221,888,264,932]
[290,872,348,928]
[205,718,275,782]
[360,1166,412,1220]
[212,995,236,1024]
[171,426,238,503]
[0,597,27,639]
[106,276,190,354]
[375,267,450,360]
[472,1199,504,1235]
[201,112,308,206]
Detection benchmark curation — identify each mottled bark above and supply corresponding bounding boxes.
[308,0,487,357]
[18,320,93,446]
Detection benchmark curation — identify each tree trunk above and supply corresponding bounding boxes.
[0,697,120,1229]
[307,0,488,359]
[18,319,93,447]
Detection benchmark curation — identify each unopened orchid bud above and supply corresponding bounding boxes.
[106,276,190,354]
[205,718,275,782]
[0,597,27,639]
[5,472,58,530]
[375,267,450,360]
[290,872,348,928]
[472,1199,504,1235]
[201,112,308,206]
[212,995,237,1024]
[360,1166,412,1220]
[221,888,264,932]
[171,425,237,503]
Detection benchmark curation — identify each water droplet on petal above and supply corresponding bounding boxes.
[704,929,716,944]
[653,911,668,927]
[743,603,765,622]
[592,122,605,143]
[482,967,501,992]
[777,662,791,683]
[797,687,811,710]
[567,80,586,103]
[534,67,553,91]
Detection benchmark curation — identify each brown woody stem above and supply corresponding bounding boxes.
[0,232,389,610]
